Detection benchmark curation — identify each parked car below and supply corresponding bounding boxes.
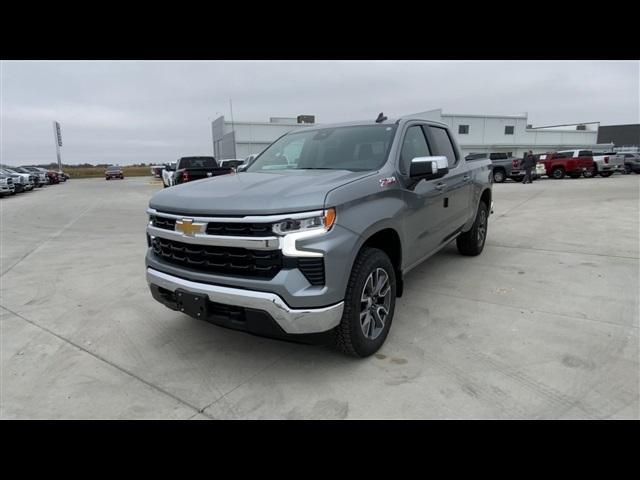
[537,150,594,179]
[467,152,527,183]
[172,156,234,185]
[14,166,46,187]
[0,168,33,192]
[161,162,177,188]
[11,167,40,187]
[57,170,69,182]
[580,150,625,177]
[25,167,58,184]
[622,153,640,174]
[43,169,60,184]
[105,165,124,180]
[0,174,15,196]
[145,115,493,357]
[219,159,245,171]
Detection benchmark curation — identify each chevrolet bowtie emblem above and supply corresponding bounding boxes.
[175,219,205,236]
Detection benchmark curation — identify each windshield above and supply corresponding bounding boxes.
[247,125,397,172]
[180,157,218,169]
[106,166,121,171]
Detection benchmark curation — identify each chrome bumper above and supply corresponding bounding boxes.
[146,268,344,334]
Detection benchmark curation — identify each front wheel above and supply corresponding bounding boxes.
[335,248,396,358]
[457,201,489,256]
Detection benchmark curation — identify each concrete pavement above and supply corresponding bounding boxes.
[1,175,638,419]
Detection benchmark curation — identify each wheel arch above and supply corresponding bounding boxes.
[355,228,404,297]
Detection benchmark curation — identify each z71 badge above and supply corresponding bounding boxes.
[379,176,397,187]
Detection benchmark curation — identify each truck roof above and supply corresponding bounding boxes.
[286,116,449,133]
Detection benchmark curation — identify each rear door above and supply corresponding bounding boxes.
[425,125,473,240]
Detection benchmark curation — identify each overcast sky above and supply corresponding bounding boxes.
[1,61,638,166]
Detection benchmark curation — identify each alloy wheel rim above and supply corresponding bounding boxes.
[477,209,487,247]
[360,268,391,340]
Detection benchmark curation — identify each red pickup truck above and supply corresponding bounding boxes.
[537,150,594,179]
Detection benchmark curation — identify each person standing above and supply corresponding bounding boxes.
[522,150,535,184]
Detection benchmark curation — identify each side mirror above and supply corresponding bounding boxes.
[236,164,248,172]
[410,156,449,180]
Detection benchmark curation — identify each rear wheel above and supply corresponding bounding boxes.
[551,167,565,179]
[599,171,613,178]
[335,248,396,358]
[457,201,489,256]
[583,168,595,178]
[492,169,506,183]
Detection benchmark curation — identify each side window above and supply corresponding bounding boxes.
[458,125,469,134]
[505,126,515,135]
[578,150,592,157]
[429,126,458,168]
[400,125,431,174]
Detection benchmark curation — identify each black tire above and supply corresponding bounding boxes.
[457,201,489,256]
[512,176,524,183]
[335,247,396,358]
[551,167,565,179]
[583,168,595,178]
[492,169,506,183]
[599,171,613,178]
[624,165,632,174]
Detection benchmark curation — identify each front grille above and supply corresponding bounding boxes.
[151,216,176,230]
[297,258,325,286]
[151,237,282,279]
[206,222,272,236]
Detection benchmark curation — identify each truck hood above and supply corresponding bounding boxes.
[149,170,376,216]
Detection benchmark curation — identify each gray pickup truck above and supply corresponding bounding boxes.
[145,115,493,357]
[467,153,526,183]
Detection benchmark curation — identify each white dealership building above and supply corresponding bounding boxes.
[211,110,613,160]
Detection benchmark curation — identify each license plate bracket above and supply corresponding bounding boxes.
[175,290,208,318]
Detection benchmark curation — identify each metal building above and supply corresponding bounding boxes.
[408,109,612,158]
[597,124,640,152]
[211,115,316,160]
[211,110,614,161]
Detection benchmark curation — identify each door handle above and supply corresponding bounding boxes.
[435,182,447,190]
[463,174,470,181]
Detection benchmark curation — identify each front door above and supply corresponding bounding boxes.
[397,124,447,268]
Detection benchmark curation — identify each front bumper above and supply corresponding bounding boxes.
[147,267,344,335]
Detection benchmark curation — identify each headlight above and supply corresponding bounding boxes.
[272,208,336,235]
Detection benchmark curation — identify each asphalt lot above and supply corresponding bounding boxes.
[1,175,638,419]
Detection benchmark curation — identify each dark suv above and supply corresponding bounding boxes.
[106,165,124,180]
[622,153,640,174]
